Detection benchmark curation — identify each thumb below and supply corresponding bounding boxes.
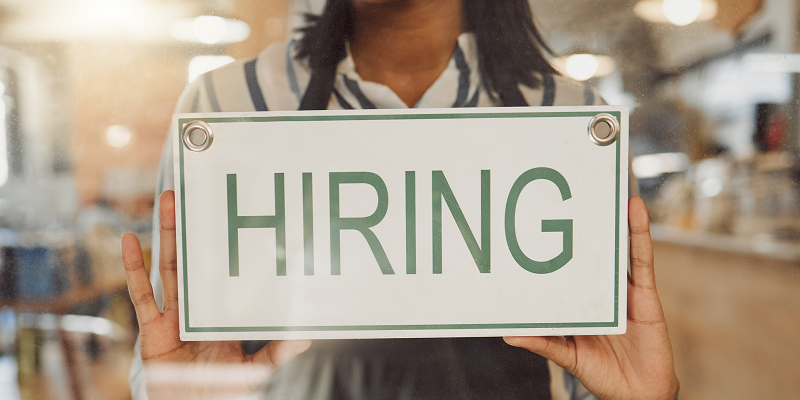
[253,340,312,368]
[628,196,656,291]
[627,196,666,324]
[504,336,576,371]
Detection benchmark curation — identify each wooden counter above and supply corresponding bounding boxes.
[651,225,800,399]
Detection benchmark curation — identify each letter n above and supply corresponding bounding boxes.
[432,170,490,274]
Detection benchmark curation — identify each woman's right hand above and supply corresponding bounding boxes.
[122,190,310,400]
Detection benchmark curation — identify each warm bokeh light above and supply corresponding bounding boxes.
[0,0,186,42]
[170,16,251,44]
[634,0,717,26]
[662,0,703,26]
[551,54,616,81]
[193,16,227,44]
[105,125,133,148]
[632,152,690,179]
[565,54,600,81]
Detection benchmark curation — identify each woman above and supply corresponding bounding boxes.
[123,0,680,398]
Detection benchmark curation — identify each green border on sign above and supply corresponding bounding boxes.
[178,111,623,333]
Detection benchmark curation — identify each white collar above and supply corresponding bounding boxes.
[332,33,482,109]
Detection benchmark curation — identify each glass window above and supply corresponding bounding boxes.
[0,0,797,399]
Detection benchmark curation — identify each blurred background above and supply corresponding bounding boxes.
[0,0,796,399]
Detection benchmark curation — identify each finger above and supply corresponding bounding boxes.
[628,196,656,292]
[121,232,161,326]
[159,190,179,313]
[252,340,312,367]
[503,336,576,372]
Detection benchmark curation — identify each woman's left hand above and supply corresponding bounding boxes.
[504,196,679,400]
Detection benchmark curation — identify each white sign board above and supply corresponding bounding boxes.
[173,107,629,341]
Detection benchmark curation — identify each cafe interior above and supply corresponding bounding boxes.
[0,0,797,398]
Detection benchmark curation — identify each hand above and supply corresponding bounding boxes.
[122,190,311,400]
[504,196,679,400]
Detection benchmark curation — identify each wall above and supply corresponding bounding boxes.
[67,0,289,208]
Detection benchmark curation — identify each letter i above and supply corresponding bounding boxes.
[406,171,416,274]
[303,173,314,275]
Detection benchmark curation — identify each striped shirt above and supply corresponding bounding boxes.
[130,33,604,400]
[179,33,600,115]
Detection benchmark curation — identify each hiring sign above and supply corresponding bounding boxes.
[173,107,629,341]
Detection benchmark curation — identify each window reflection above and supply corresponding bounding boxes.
[0,0,796,399]
[0,80,8,188]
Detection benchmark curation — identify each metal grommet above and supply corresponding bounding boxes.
[588,113,619,146]
[182,120,214,152]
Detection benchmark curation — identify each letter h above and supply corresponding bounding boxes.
[226,173,286,277]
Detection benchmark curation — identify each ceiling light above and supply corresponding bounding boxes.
[634,0,717,26]
[551,54,616,81]
[663,0,703,26]
[194,16,227,44]
[565,54,599,81]
[0,0,186,43]
[170,16,251,44]
[632,152,690,179]
[106,125,133,148]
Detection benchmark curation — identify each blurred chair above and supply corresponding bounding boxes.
[0,243,130,400]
